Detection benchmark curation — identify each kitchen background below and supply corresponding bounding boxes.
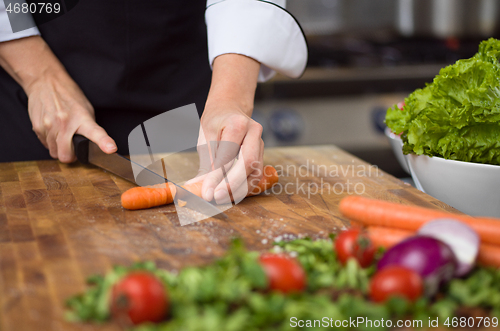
[253,0,500,178]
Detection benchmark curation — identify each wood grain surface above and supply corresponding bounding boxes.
[0,145,462,331]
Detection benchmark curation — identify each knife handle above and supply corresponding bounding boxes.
[73,134,90,164]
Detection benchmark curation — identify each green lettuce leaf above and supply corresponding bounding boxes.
[385,38,500,165]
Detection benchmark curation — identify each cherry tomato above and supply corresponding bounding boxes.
[111,271,169,325]
[334,229,376,268]
[259,253,306,294]
[370,266,423,303]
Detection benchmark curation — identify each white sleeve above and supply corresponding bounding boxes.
[0,0,40,42]
[205,0,307,82]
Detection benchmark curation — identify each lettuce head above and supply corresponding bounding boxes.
[385,38,500,165]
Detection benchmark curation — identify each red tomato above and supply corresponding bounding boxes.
[397,101,405,110]
[111,271,169,325]
[334,229,376,268]
[370,266,423,303]
[259,253,306,294]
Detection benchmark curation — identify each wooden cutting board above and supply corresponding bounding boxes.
[0,145,461,331]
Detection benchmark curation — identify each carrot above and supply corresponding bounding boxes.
[121,183,176,210]
[339,196,500,246]
[181,181,204,198]
[366,226,412,249]
[477,244,500,269]
[121,165,279,210]
[249,165,279,195]
[180,165,279,198]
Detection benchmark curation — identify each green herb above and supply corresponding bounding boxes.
[66,237,500,330]
[386,38,500,165]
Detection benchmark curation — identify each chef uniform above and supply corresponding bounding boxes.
[0,0,307,162]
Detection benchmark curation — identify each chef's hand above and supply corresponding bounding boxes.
[26,69,117,163]
[196,54,264,204]
[0,36,116,163]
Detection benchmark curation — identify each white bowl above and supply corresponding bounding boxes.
[407,154,500,217]
[384,127,410,175]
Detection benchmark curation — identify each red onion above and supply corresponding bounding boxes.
[377,236,457,296]
[418,218,479,277]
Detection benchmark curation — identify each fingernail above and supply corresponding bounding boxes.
[205,188,214,200]
[106,143,117,152]
[214,190,225,201]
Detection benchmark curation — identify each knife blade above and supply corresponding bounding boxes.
[72,134,226,220]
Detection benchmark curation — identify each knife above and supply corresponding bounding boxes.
[72,134,226,220]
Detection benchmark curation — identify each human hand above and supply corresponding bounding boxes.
[189,53,262,204]
[26,72,116,163]
[196,100,264,204]
[0,36,116,163]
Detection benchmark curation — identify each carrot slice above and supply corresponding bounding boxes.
[339,196,500,246]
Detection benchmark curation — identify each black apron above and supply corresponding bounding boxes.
[0,0,212,162]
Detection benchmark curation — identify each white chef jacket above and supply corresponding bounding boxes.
[0,0,307,82]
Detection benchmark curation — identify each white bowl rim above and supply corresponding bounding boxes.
[384,126,402,140]
[384,126,500,170]
[409,153,500,169]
